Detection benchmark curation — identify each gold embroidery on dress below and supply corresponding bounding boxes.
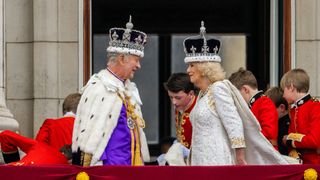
[230,137,245,148]
[198,84,215,110]
[207,87,216,110]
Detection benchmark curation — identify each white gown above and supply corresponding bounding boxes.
[190,81,245,165]
[189,80,289,166]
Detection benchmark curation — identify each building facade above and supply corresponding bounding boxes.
[0,0,319,154]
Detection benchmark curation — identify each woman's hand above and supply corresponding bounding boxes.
[235,148,247,165]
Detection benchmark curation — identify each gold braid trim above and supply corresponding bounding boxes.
[117,91,144,165]
[83,153,93,167]
[304,168,318,180]
[289,149,301,159]
[287,133,305,142]
[117,92,145,128]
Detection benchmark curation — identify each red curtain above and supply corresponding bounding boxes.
[0,164,319,180]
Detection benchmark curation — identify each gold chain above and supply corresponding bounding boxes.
[117,91,145,128]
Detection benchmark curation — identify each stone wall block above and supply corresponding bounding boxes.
[296,0,317,40]
[58,0,78,41]
[34,0,58,41]
[34,42,59,98]
[5,0,33,42]
[6,43,33,99]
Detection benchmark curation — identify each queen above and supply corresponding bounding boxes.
[184,21,290,165]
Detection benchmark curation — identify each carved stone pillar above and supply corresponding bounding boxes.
[0,0,18,131]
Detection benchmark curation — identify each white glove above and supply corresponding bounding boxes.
[164,143,186,166]
[156,154,167,166]
[172,140,190,158]
[181,144,190,158]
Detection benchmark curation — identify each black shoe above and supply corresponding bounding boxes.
[2,151,20,164]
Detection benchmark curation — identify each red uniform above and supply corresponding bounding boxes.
[249,91,278,147]
[175,96,197,149]
[288,94,320,164]
[0,116,75,165]
[36,116,75,150]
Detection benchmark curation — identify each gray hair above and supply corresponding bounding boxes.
[106,52,131,66]
[107,52,120,65]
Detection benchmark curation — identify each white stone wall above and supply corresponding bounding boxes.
[5,0,79,137]
[295,0,320,97]
[4,0,35,137]
[33,0,79,136]
[0,0,19,132]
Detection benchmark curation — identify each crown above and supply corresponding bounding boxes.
[183,21,221,63]
[107,15,147,58]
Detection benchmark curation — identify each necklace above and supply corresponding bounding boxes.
[199,86,210,98]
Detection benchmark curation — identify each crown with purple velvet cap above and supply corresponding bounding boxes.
[107,15,147,58]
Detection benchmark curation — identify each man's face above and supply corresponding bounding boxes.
[167,90,193,111]
[121,54,141,80]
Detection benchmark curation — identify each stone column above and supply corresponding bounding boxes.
[0,0,18,131]
[33,0,79,135]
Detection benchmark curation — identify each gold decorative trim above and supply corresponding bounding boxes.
[230,137,245,148]
[83,153,92,167]
[287,133,305,142]
[207,88,216,111]
[76,171,90,180]
[176,112,188,146]
[304,168,318,180]
[288,149,301,159]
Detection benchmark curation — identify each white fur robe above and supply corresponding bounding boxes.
[72,69,150,165]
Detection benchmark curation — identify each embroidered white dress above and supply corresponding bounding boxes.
[190,81,245,165]
[189,80,291,166]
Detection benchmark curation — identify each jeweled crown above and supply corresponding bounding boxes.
[183,21,221,63]
[107,15,147,58]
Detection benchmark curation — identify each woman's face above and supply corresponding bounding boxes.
[187,62,202,86]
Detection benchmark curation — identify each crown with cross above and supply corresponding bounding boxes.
[107,15,147,58]
[183,21,221,63]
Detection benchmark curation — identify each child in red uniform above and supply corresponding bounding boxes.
[0,93,81,165]
[163,72,198,149]
[155,73,198,165]
[229,68,278,149]
[265,87,290,155]
[280,68,320,164]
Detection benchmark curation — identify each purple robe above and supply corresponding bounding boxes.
[100,105,133,165]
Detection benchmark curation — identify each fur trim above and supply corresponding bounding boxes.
[72,69,149,165]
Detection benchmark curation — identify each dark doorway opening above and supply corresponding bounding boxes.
[91,0,270,156]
